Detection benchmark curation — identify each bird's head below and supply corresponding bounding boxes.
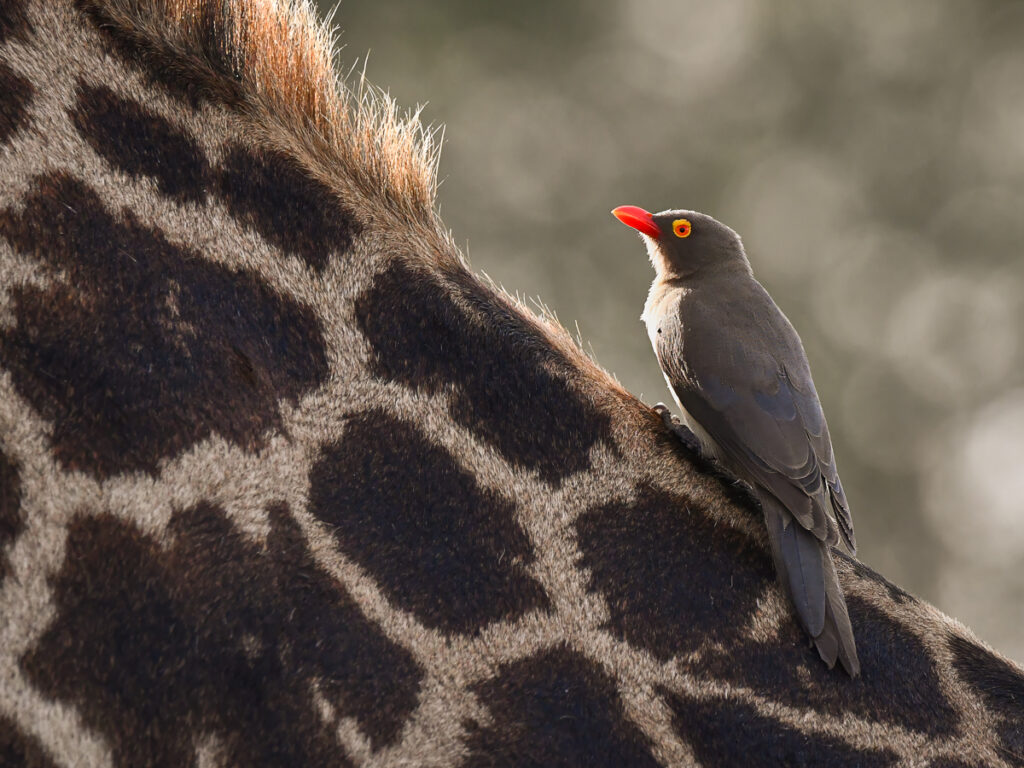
[612,205,749,279]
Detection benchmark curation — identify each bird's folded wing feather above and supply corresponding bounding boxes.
[656,300,855,552]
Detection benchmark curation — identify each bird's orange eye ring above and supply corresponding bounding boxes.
[672,219,692,238]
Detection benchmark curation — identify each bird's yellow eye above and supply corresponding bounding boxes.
[672,219,692,238]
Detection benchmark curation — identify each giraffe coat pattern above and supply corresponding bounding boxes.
[0,1,1022,766]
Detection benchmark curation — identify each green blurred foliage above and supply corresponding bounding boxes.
[328,0,1024,661]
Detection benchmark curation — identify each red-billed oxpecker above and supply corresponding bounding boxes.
[613,205,859,676]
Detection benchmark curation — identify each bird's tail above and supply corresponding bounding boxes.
[762,495,860,677]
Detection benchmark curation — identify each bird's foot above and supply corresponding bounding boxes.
[653,403,741,483]
[653,403,703,454]
[652,405,761,507]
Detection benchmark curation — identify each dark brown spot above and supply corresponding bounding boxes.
[949,634,1024,765]
[355,261,614,485]
[461,646,662,768]
[71,82,211,203]
[839,550,915,605]
[0,173,329,479]
[74,0,244,107]
[216,146,360,272]
[0,0,29,44]
[0,450,23,584]
[0,61,34,145]
[703,594,959,736]
[575,484,958,735]
[0,713,57,768]
[662,689,898,767]
[23,503,422,765]
[576,485,773,661]
[309,409,549,633]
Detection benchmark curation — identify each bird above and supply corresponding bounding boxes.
[612,204,860,677]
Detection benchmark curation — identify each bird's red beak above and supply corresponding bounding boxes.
[612,205,660,239]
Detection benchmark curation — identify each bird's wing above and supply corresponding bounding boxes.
[656,292,855,553]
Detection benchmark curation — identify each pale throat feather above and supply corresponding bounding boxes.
[641,270,725,462]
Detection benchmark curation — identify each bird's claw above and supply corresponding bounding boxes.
[655,405,753,501]
[653,403,702,454]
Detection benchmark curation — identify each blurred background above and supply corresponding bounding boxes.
[327,0,1024,663]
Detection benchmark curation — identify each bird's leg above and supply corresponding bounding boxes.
[652,403,703,454]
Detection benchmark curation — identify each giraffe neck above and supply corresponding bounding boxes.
[0,2,1021,766]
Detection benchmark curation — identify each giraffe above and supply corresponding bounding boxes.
[0,0,1021,765]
